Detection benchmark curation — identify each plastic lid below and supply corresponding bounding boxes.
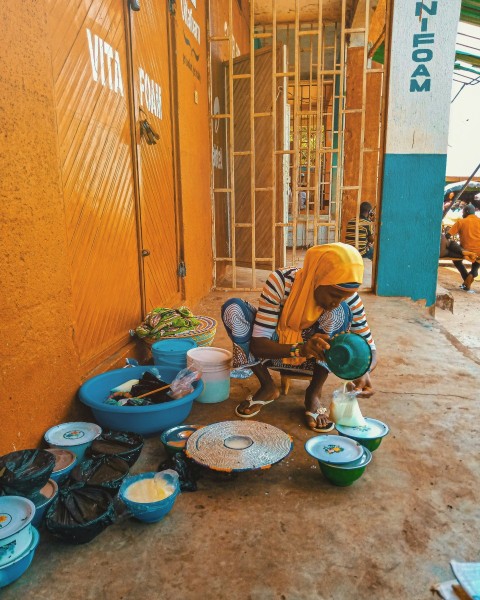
[44,422,102,447]
[0,496,35,540]
[305,434,364,464]
[45,448,77,472]
[151,339,197,353]
[186,347,232,364]
[324,333,372,380]
[335,417,389,439]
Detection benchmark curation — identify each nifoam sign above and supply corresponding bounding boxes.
[385,0,461,155]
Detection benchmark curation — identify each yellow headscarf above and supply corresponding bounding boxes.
[278,243,364,363]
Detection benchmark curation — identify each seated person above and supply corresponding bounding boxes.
[446,204,480,291]
[345,202,374,259]
[221,243,377,433]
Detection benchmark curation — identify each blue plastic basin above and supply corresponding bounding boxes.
[78,366,204,436]
[0,527,40,589]
[119,472,180,523]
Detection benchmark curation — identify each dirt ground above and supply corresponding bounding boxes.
[436,263,480,364]
[3,285,480,600]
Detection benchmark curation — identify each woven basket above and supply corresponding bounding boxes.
[141,316,217,348]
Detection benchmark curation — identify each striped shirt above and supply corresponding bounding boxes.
[345,218,373,255]
[252,268,375,349]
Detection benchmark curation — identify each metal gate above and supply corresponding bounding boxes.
[208,0,385,290]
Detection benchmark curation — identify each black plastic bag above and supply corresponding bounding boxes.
[129,371,170,403]
[87,430,144,466]
[45,483,116,544]
[0,449,55,496]
[69,456,129,492]
[158,453,199,492]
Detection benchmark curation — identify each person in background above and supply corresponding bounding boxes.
[446,204,480,291]
[221,243,377,433]
[345,202,374,259]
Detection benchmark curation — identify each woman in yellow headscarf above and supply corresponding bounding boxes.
[221,243,377,432]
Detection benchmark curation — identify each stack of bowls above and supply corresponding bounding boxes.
[44,422,102,462]
[335,418,389,452]
[0,497,40,588]
[305,434,373,486]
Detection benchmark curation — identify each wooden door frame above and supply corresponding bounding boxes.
[123,0,186,316]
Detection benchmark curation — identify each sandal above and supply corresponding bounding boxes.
[305,407,335,433]
[235,394,276,419]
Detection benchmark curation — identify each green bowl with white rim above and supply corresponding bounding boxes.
[317,447,373,486]
[160,424,203,455]
[335,417,389,452]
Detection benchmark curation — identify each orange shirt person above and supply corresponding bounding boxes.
[447,204,480,291]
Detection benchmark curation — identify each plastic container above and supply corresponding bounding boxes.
[28,479,58,528]
[0,526,40,589]
[45,485,116,544]
[305,437,372,487]
[316,448,373,487]
[119,471,180,523]
[44,422,102,463]
[69,456,130,492]
[336,418,389,452]
[0,450,56,496]
[45,449,77,483]
[187,347,232,404]
[160,425,202,456]
[78,366,204,436]
[87,430,144,467]
[0,497,35,567]
[151,339,197,371]
[324,332,372,380]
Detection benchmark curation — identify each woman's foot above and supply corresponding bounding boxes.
[304,365,333,432]
[305,408,334,432]
[235,385,280,417]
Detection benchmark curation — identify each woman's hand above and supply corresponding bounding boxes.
[348,372,374,398]
[299,334,330,360]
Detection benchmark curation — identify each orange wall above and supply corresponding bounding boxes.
[0,1,84,454]
[0,1,216,454]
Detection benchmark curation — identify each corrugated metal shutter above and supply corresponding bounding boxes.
[48,0,142,366]
[129,0,181,310]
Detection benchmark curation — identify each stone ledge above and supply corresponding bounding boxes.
[436,285,454,313]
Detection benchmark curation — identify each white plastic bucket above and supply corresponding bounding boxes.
[186,347,232,404]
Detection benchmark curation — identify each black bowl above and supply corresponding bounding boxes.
[69,456,130,492]
[45,485,116,544]
[0,449,56,496]
[87,429,144,467]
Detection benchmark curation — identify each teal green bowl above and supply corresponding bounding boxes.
[335,418,389,452]
[317,447,372,487]
[324,333,372,380]
[160,425,202,455]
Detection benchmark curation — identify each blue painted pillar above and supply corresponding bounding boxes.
[377,0,462,305]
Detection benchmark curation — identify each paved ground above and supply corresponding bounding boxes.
[3,287,480,600]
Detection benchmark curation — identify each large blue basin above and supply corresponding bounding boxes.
[78,366,203,436]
